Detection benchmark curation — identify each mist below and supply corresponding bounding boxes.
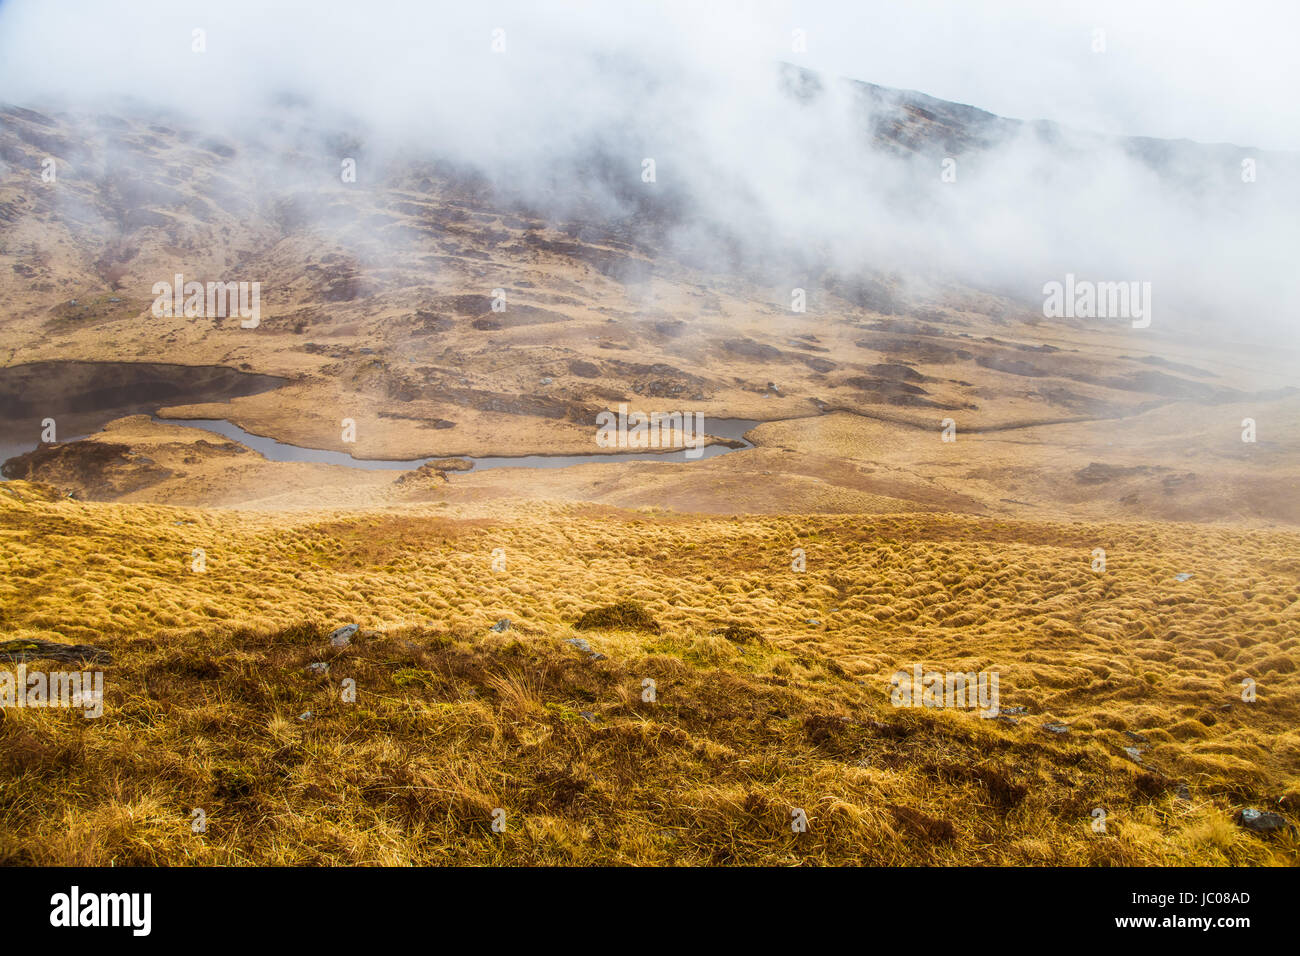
[1,0,1296,346]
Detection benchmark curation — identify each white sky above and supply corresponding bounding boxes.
[778,0,1300,150]
[0,0,1295,149]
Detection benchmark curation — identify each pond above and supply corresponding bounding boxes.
[0,360,758,474]
[0,360,286,466]
[157,416,758,471]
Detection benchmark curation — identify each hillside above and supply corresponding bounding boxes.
[1,480,1297,864]
[1,64,1298,869]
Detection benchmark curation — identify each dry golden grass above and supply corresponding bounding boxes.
[0,479,1297,865]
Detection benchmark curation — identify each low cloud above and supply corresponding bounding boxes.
[1,0,1295,343]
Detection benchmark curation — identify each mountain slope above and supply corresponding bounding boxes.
[1,481,1297,864]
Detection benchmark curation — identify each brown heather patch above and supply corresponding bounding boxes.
[574,601,662,633]
[0,482,1296,865]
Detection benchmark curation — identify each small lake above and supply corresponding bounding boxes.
[0,359,758,475]
[155,416,758,471]
[0,360,286,467]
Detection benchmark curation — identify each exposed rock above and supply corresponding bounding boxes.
[0,638,113,665]
[1237,807,1293,835]
[394,458,474,486]
[329,624,358,648]
[560,636,605,662]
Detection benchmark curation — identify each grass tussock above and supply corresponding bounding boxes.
[574,601,661,634]
[0,482,1297,865]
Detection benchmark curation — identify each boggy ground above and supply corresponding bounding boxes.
[1,480,1296,865]
[4,105,1298,474]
